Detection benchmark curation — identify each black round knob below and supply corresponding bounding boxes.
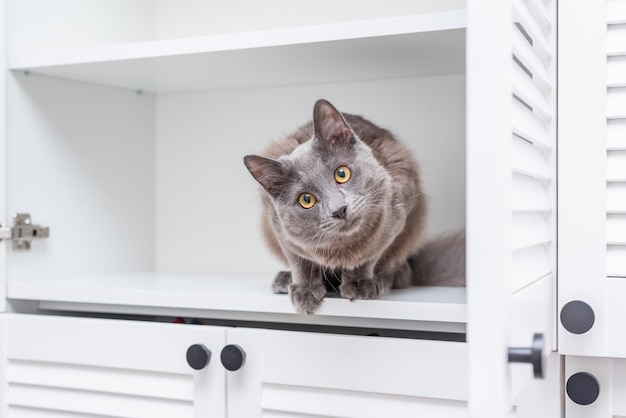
[221,344,246,371]
[561,300,595,334]
[186,344,211,370]
[567,372,600,405]
[507,333,544,379]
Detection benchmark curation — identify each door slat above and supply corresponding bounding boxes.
[512,213,551,250]
[608,23,626,55]
[608,245,626,277]
[512,135,550,180]
[512,0,552,63]
[512,99,551,150]
[607,214,626,244]
[607,150,626,181]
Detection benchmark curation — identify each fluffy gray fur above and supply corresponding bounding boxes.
[410,230,466,287]
[244,99,464,314]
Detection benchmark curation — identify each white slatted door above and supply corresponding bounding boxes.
[0,0,7,314]
[559,0,626,358]
[4,315,226,418]
[225,328,262,418]
[1,316,8,418]
[467,0,557,415]
[256,330,468,418]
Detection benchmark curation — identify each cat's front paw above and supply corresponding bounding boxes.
[340,278,384,301]
[289,282,327,314]
[272,271,292,294]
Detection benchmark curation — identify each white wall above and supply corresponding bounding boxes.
[7,0,155,53]
[6,73,156,281]
[155,0,465,39]
[6,0,465,52]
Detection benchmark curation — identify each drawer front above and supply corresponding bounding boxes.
[259,330,467,417]
[565,356,626,418]
[4,314,226,418]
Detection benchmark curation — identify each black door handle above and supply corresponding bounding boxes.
[186,344,211,370]
[221,344,246,371]
[508,333,544,379]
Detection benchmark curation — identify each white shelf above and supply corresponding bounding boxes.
[8,12,466,93]
[8,272,467,333]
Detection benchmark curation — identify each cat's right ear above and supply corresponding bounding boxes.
[313,99,354,149]
[244,155,289,198]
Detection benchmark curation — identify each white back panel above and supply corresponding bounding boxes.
[7,0,155,53]
[155,75,466,274]
[7,1,465,53]
[154,0,465,40]
[6,74,156,281]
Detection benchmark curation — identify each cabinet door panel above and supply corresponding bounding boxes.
[258,330,467,417]
[467,0,557,415]
[564,356,626,418]
[0,0,6,314]
[226,328,262,418]
[261,385,466,418]
[559,0,626,357]
[5,315,226,418]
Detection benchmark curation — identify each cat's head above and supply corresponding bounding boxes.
[244,99,392,251]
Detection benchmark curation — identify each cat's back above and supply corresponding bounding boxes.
[342,114,415,171]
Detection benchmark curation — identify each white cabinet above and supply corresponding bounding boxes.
[467,0,557,415]
[559,0,626,416]
[257,330,468,417]
[559,0,626,357]
[0,0,560,416]
[564,356,626,418]
[3,1,470,331]
[2,315,228,417]
[1,314,470,417]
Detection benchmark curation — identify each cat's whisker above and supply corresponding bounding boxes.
[322,269,340,293]
[314,230,326,253]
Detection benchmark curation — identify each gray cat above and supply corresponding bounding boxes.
[244,99,464,314]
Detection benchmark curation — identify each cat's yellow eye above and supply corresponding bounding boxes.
[298,193,317,209]
[334,166,351,184]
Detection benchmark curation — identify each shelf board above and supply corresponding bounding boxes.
[8,272,467,332]
[9,11,466,93]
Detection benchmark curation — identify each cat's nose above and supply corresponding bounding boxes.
[332,205,348,220]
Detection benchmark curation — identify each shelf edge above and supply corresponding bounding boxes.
[9,11,467,70]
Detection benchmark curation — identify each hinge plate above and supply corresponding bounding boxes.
[0,213,50,251]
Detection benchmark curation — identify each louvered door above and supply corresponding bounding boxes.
[560,0,626,357]
[606,1,626,294]
[3,315,226,417]
[0,0,6,314]
[467,0,557,415]
[254,330,468,418]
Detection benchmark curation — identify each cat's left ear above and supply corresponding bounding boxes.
[313,99,355,149]
[244,155,289,198]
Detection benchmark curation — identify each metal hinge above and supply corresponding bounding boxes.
[0,213,50,251]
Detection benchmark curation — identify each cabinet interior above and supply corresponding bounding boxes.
[4,0,468,330]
